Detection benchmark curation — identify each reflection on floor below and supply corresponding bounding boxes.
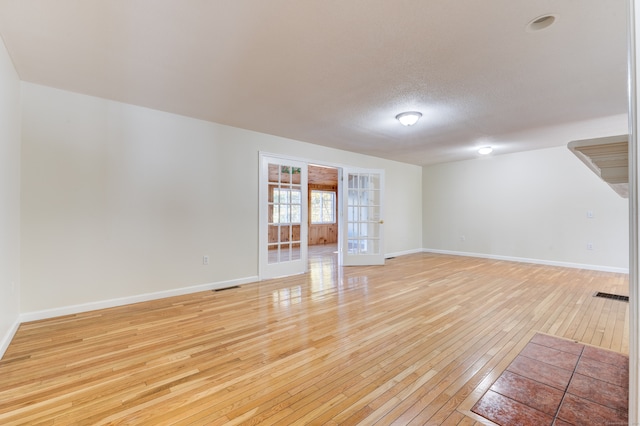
[308,243,338,260]
[472,333,628,425]
[308,244,340,294]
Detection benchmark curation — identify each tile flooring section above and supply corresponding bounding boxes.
[472,333,628,425]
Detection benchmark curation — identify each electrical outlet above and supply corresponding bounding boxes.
[587,243,594,250]
[460,235,466,242]
[587,210,594,219]
[203,256,210,265]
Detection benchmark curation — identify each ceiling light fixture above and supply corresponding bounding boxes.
[478,146,493,155]
[396,111,422,126]
[527,14,556,32]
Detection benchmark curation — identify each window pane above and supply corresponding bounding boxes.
[280,205,289,223]
[291,205,301,223]
[359,175,369,189]
[348,174,358,189]
[280,244,291,261]
[291,189,301,204]
[310,190,335,224]
[311,192,321,222]
[359,189,368,205]
[360,239,379,255]
[348,189,358,205]
[268,244,279,263]
[322,205,331,220]
[291,247,301,261]
[348,222,357,237]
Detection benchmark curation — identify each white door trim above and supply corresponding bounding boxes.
[627,2,638,423]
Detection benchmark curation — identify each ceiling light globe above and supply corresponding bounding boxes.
[478,146,493,155]
[396,111,422,126]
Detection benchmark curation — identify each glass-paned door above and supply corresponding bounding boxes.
[342,168,385,266]
[259,155,308,279]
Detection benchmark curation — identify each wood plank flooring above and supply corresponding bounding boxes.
[0,251,629,425]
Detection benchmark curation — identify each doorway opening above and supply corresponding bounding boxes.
[308,164,340,269]
[259,153,385,280]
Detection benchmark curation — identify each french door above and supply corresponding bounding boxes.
[342,168,385,266]
[259,155,308,279]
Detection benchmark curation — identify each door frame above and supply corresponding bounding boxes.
[258,152,387,279]
[628,2,639,422]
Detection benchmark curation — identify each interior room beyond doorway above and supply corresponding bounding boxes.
[308,164,339,247]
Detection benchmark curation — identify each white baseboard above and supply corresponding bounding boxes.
[8,248,627,352]
[20,276,259,323]
[422,248,629,274]
[385,248,423,259]
[0,318,20,360]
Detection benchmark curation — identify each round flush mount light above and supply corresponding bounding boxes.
[478,146,493,155]
[527,14,556,32]
[396,111,422,126]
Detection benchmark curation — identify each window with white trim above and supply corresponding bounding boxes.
[310,190,336,224]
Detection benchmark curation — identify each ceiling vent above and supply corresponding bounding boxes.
[568,135,628,198]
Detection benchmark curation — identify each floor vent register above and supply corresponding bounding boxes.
[593,292,629,302]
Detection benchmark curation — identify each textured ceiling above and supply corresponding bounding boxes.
[0,0,629,165]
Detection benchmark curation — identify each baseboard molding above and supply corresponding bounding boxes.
[0,318,21,360]
[422,248,629,274]
[10,248,627,348]
[20,276,259,323]
[385,248,423,259]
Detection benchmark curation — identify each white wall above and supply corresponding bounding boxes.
[20,83,423,314]
[423,145,629,271]
[0,36,21,357]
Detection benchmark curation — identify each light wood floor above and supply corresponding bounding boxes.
[0,252,629,425]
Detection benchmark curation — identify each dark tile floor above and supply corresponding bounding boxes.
[472,333,628,425]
